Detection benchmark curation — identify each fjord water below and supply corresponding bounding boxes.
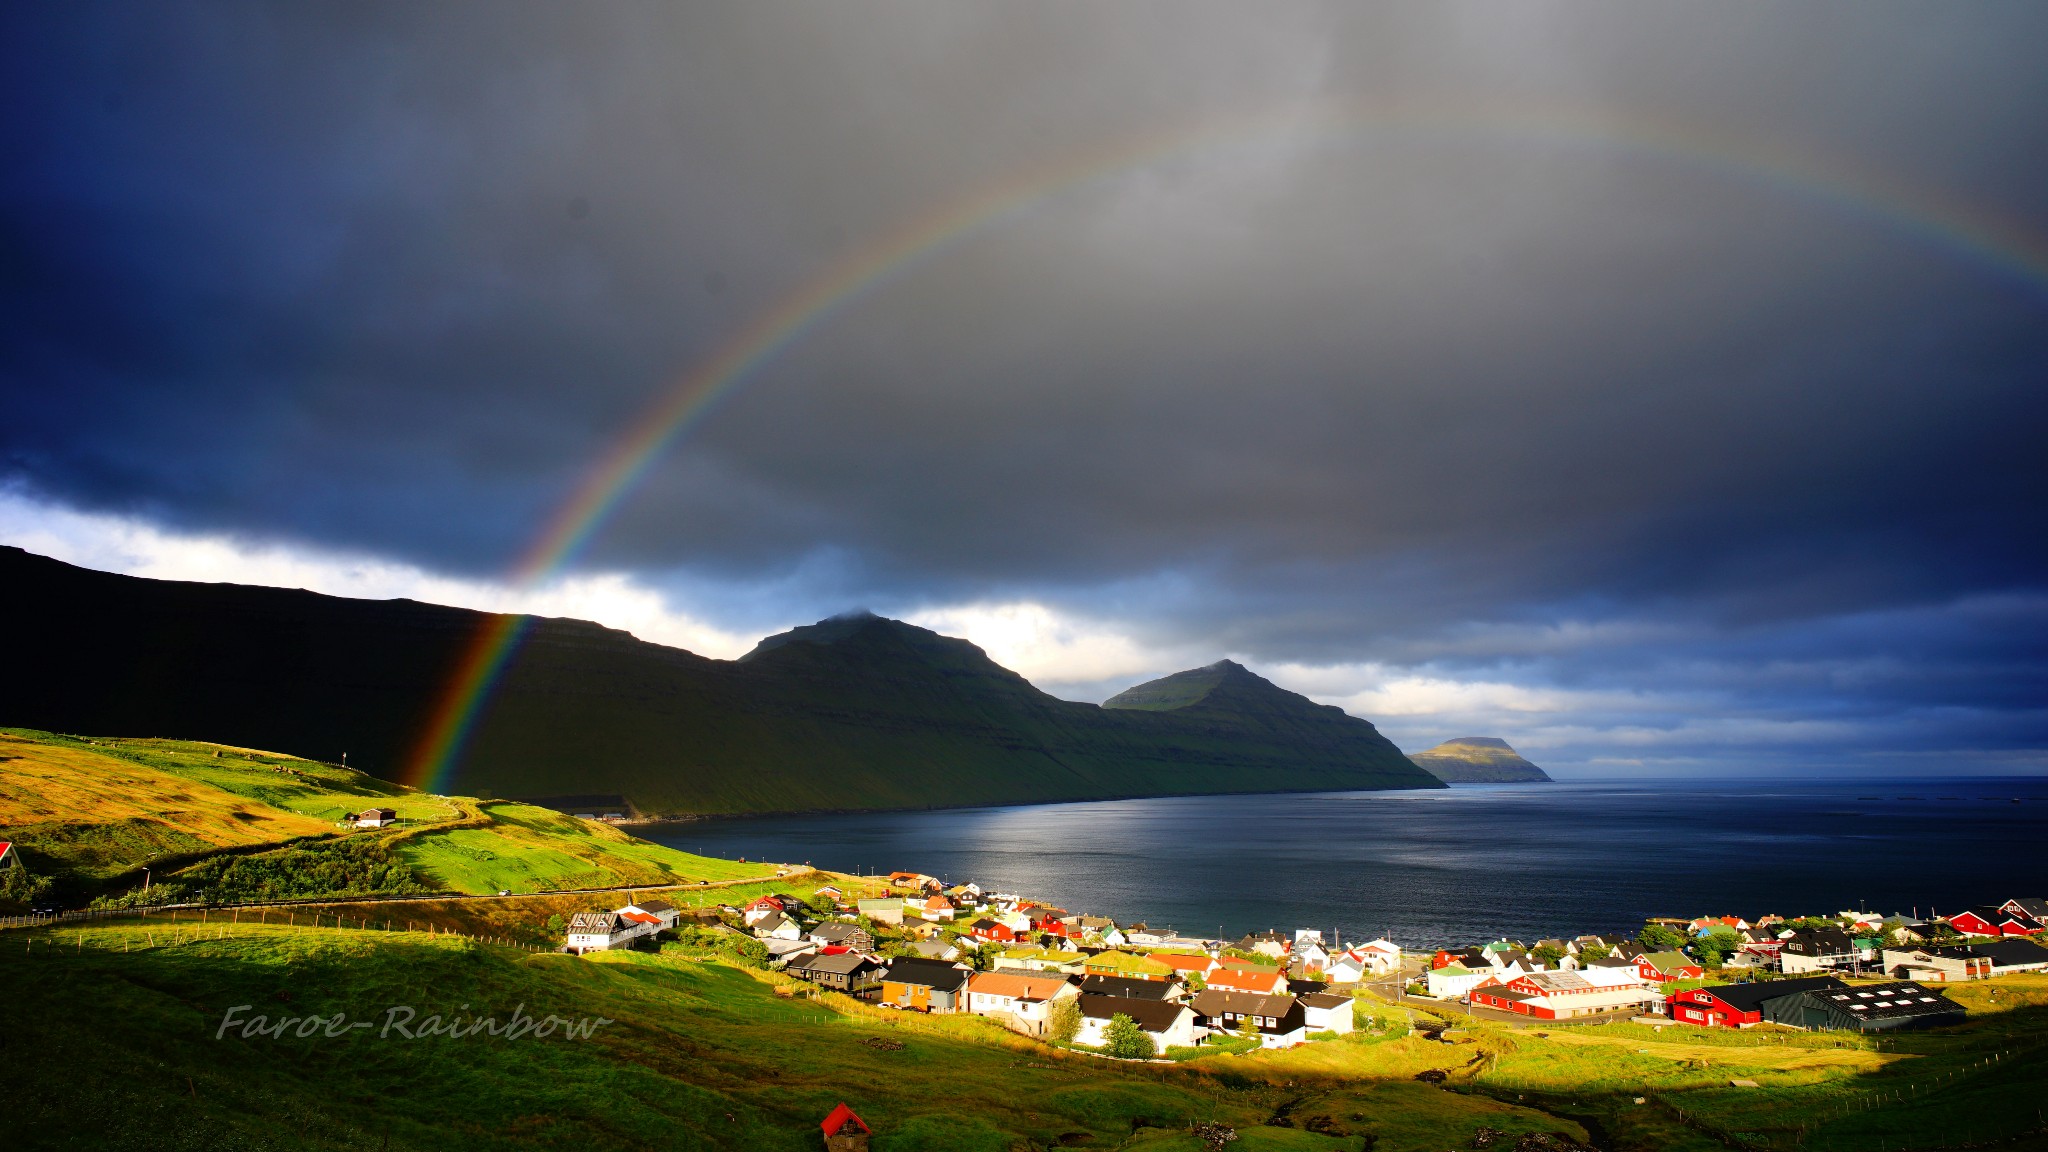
[647,778,2048,948]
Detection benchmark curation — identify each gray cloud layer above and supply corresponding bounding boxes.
[3,2,2045,769]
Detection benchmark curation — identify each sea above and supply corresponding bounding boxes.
[643,777,2048,949]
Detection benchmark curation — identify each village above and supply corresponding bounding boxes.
[555,870,2048,1059]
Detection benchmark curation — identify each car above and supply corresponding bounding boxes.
[497,889,512,897]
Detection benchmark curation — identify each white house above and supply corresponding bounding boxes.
[617,899,680,933]
[1074,994,1202,1054]
[1293,940,1331,973]
[1299,991,1356,1035]
[1425,964,1492,1000]
[856,898,906,926]
[1327,939,1402,982]
[353,807,398,829]
[964,969,1079,1037]
[752,911,804,941]
[565,911,643,954]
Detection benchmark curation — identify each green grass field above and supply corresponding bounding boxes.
[0,728,776,904]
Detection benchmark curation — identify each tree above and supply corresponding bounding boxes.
[1047,997,1082,1045]
[1103,1012,1155,1060]
[1579,943,1612,962]
[1531,944,1567,968]
[807,891,839,916]
[1693,928,1743,967]
[1638,924,1687,951]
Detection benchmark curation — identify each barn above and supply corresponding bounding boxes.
[1668,976,1846,1028]
[1760,980,1964,1032]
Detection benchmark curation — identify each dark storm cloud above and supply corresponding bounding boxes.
[3,2,2046,770]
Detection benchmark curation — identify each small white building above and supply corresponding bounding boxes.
[617,899,680,933]
[1425,964,1492,1000]
[566,911,641,954]
[353,807,397,829]
[1299,991,1356,1035]
[964,969,1079,1037]
[1074,993,1202,1054]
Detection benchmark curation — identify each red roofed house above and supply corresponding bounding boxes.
[1148,952,1220,980]
[821,1102,871,1151]
[1469,971,1663,1020]
[1636,951,1705,983]
[1948,907,2043,938]
[0,841,14,869]
[1207,966,1288,996]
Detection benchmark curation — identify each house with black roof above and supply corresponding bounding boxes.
[1762,981,1964,1032]
[1078,974,1184,1003]
[879,957,971,1013]
[1780,928,1858,973]
[1884,939,2048,981]
[1073,993,1200,1054]
[788,951,884,995]
[1189,988,1308,1047]
[1669,977,1846,1028]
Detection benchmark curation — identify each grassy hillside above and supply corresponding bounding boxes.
[1407,737,1553,783]
[5,916,2046,1151]
[1,548,1440,816]
[0,728,772,906]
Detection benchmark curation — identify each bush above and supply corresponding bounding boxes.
[173,836,429,902]
[1103,1013,1155,1059]
[1048,996,1082,1044]
[0,862,57,911]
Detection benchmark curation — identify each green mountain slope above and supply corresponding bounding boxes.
[1407,737,1553,783]
[0,546,1441,816]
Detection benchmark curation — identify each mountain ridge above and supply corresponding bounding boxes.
[0,546,1443,815]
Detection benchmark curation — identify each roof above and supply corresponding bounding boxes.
[567,912,621,933]
[884,957,970,992]
[629,898,676,914]
[1085,951,1174,975]
[1209,968,1287,992]
[967,970,1071,1001]
[1079,974,1177,1000]
[1078,993,1190,1033]
[0,841,11,864]
[1476,985,1537,1002]
[821,1103,870,1136]
[811,922,863,941]
[1298,992,1353,1009]
[1148,952,1215,972]
[1690,976,1848,1014]
[1190,988,1295,1018]
[1923,939,2048,966]
[2006,897,2048,919]
[359,807,397,817]
[1806,981,1963,1022]
[1642,951,1696,972]
[793,952,879,976]
[1519,970,1593,994]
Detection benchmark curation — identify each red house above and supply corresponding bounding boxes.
[1668,976,1846,1028]
[1948,907,2042,938]
[821,1102,871,1151]
[966,918,1020,944]
[1636,951,1705,983]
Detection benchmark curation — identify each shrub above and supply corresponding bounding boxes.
[1103,1012,1155,1060]
[1048,996,1082,1044]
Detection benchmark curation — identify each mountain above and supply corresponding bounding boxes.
[1407,736,1553,783]
[0,546,1442,815]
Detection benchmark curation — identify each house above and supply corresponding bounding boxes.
[821,1102,871,1152]
[996,946,1086,974]
[1237,930,1291,959]
[744,896,794,926]
[763,937,817,964]
[1148,952,1220,981]
[1886,939,2048,980]
[896,915,944,941]
[617,899,680,933]
[1470,971,1662,1020]
[789,952,884,995]
[1998,897,2048,923]
[1668,977,1847,1027]
[1208,965,1289,996]
[964,969,1078,1036]
[920,894,958,922]
[1780,929,1858,973]
[1293,940,1331,974]
[907,939,961,962]
[1082,951,1175,982]
[1689,916,1752,934]
[813,884,844,902]
[1763,981,1965,1032]
[856,898,905,926]
[1327,939,1402,983]
[353,807,398,829]
[752,911,804,941]
[1079,974,1185,1003]
[1189,989,1307,1048]
[1122,923,1173,947]
[965,917,1020,944]
[1075,993,1202,1054]
[1426,964,1492,1000]
[1637,951,1705,984]
[1298,991,1356,1035]
[1947,906,2043,938]
[809,922,873,953]
[880,957,971,1013]
[887,871,935,889]
[565,911,642,954]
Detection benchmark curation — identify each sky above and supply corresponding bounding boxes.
[3,2,2045,776]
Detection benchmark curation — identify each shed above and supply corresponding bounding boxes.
[821,1102,870,1152]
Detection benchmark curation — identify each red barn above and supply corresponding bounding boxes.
[821,1102,871,1151]
[1668,977,1846,1028]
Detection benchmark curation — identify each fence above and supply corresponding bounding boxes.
[7,904,553,954]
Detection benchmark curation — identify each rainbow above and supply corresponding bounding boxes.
[398,97,2048,793]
